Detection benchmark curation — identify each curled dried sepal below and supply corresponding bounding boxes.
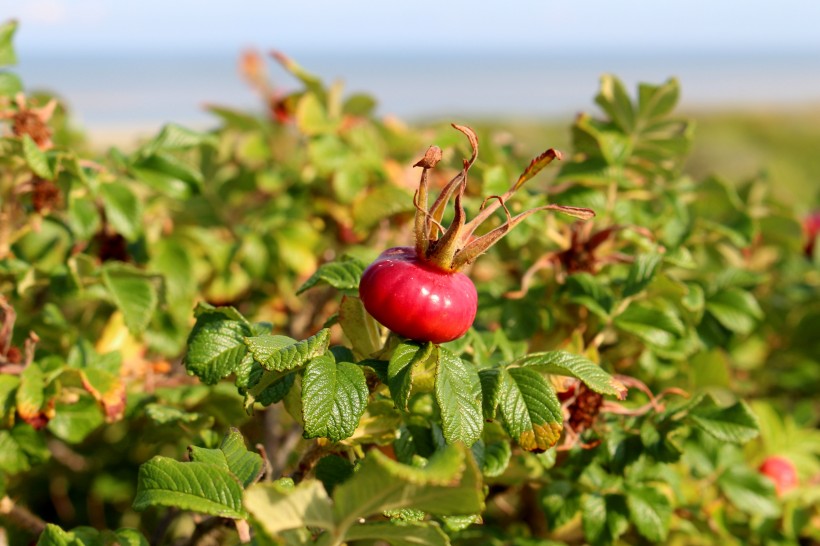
[411,125,593,272]
[460,147,562,245]
[452,204,594,270]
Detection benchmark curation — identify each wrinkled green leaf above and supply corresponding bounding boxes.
[245,329,330,372]
[133,456,246,518]
[188,427,263,488]
[185,307,251,385]
[302,353,368,442]
[498,367,563,452]
[435,348,483,446]
[297,257,366,295]
[515,351,627,399]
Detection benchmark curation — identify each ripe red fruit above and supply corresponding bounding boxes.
[358,125,594,344]
[359,247,477,344]
[804,211,820,258]
[758,455,798,496]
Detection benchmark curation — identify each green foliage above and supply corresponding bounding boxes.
[0,21,817,546]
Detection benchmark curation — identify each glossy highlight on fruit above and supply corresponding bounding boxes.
[359,247,477,344]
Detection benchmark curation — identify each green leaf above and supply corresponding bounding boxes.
[0,20,18,66]
[342,93,377,116]
[637,78,680,120]
[435,348,483,447]
[596,74,636,133]
[244,479,335,537]
[389,341,433,411]
[67,195,101,241]
[338,295,382,360]
[16,362,45,425]
[515,351,627,399]
[302,353,368,442]
[101,264,159,335]
[688,395,759,444]
[36,524,75,546]
[353,185,415,230]
[478,368,502,420]
[614,303,684,349]
[133,456,246,518]
[144,403,205,425]
[248,370,296,407]
[79,367,126,422]
[498,367,563,452]
[626,486,671,542]
[623,253,663,297]
[0,72,23,97]
[295,92,338,135]
[344,521,449,546]
[185,307,252,385]
[565,273,613,319]
[23,134,53,179]
[36,525,149,546]
[315,455,355,496]
[188,427,263,488]
[333,443,483,531]
[0,430,31,474]
[100,182,142,241]
[718,466,780,518]
[140,123,217,155]
[296,257,366,295]
[582,493,607,544]
[244,329,330,372]
[706,287,763,335]
[482,440,512,478]
[542,482,581,530]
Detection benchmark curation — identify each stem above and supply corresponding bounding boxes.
[0,495,47,535]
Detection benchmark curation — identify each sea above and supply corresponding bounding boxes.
[13,50,820,143]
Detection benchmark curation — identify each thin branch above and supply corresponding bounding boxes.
[0,495,47,536]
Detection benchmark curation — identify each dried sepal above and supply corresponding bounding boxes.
[514,148,563,191]
[413,146,442,257]
[452,204,594,270]
[460,147,562,245]
[409,124,594,272]
[427,174,468,269]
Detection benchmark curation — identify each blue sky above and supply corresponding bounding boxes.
[4,0,820,56]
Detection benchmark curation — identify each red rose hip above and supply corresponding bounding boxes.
[758,455,798,496]
[357,125,593,345]
[359,247,477,344]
